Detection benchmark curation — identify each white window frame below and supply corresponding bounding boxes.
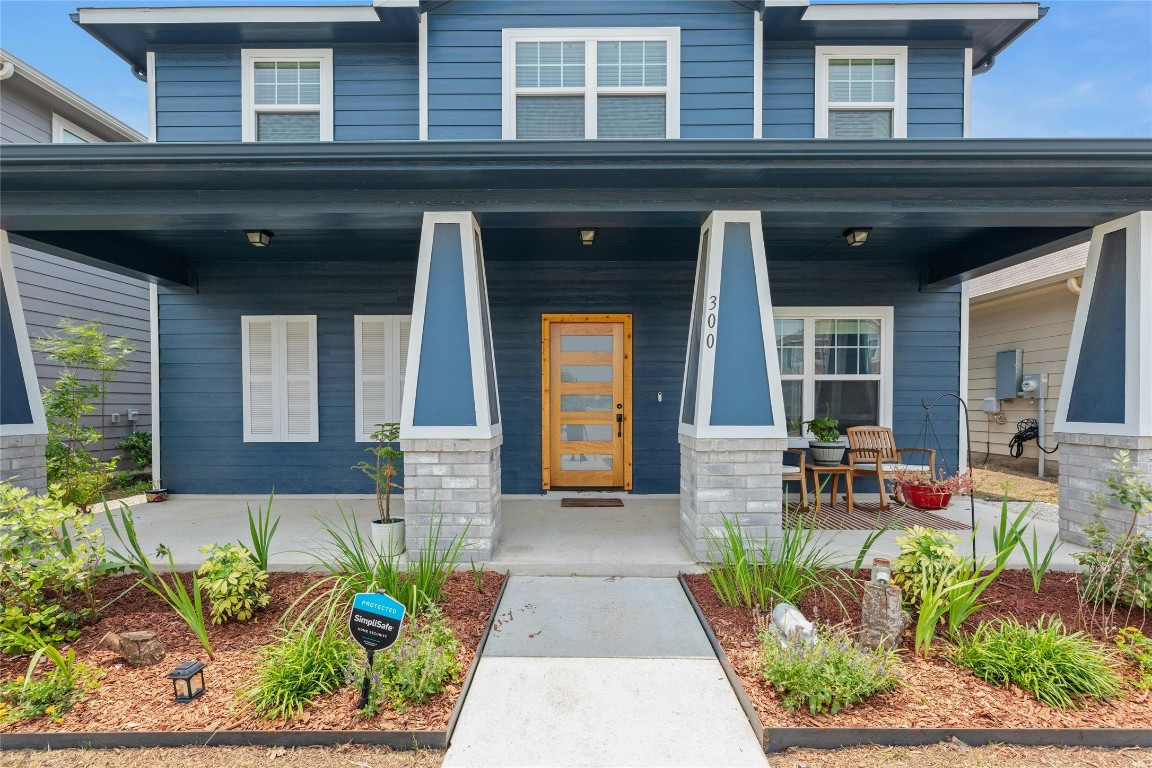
[773,307,894,443]
[501,27,681,140]
[51,114,103,144]
[354,314,411,443]
[241,315,318,442]
[814,46,907,139]
[241,48,334,142]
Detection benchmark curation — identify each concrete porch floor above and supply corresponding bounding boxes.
[102,492,1086,574]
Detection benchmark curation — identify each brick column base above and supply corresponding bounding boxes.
[679,434,788,561]
[1055,432,1152,545]
[0,433,48,495]
[400,436,502,561]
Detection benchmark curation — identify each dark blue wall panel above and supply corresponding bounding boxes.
[0,288,33,425]
[763,47,814,138]
[1067,229,1127,424]
[427,0,757,140]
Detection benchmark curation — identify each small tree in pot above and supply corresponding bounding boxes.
[352,423,405,555]
[800,410,845,466]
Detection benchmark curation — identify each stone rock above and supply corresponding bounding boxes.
[100,630,166,667]
[860,581,905,650]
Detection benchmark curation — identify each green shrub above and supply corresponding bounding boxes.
[955,617,1123,708]
[243,623,350,719]
[197,543,271,624]
[357,609,460,715]
[0,642,102,723]
[758,626,901,715]
[892,525,963,603]
[117,431,152,468]
[0,483,105,653]
[1075,521,1152,610]
[1115,627,1152,690]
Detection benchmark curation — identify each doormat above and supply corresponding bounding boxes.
[561,498,624,508]
[784,500,970,531]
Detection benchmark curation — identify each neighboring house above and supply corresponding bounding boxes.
[0,49,150,492]
[1,1,1149,553]
[967,242,1088,476]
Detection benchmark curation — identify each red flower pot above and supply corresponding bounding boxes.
[901,484,952,511]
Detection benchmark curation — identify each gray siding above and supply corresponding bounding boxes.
[427,0,757,140]
[11,246,152,462]
[763,45,965,138]
[0,80,53,144]
[154,44,418,142]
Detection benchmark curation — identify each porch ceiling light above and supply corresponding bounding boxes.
[579,228,597,246]
[842,227,871,247]
[245,229,274,247]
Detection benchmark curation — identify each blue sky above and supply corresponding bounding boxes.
[1,0,1149,138]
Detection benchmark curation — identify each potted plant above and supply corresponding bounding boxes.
[800,410,845,466]
[891,468,974,511]
[352,423,405,555]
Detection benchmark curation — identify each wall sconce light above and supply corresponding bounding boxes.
[168,660,206,703]
[245,230,274,247]
[579,228,597,246]
[842,227,871,247]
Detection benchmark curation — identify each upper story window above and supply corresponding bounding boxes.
[51,114,102,144]
[502,28,680,140]
[241,49,333,142]
[815,47,907,139]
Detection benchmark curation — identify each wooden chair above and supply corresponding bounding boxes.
[781,448,809,510]
[845,426,935,511]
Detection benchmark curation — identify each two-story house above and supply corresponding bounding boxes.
[1,1,1149,556]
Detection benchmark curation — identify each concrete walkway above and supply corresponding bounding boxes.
[444,576,767,768]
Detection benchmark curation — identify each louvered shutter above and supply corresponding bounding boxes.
[243,317,279,441]
[283,316,318,442]
[355,315,411,442]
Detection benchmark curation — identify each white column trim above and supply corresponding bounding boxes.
[146,51,157,143]
[418,11,428,141]
[962,47,972,138]
[752,11,763,139]
[959,280,970,469]
[149,282,161,486]
[0,230,48,437]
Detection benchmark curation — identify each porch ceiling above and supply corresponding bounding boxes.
[2,139,1148,287]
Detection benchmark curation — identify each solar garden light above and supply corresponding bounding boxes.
[168,661,206,703]
[871,557,892,585]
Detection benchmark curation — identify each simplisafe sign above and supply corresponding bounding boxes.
[349,592,406,652]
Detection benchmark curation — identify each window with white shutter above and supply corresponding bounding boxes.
[242,315,318,442]
[355,315,411,442]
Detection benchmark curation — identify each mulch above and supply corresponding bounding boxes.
[683,570,1152,730]
[1,570,504,734]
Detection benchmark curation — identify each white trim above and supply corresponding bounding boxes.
[771,306,896,437]
[959,281,970,470]
[149,282,160,486]
[814,46,907,139]
[78,6,382,25]
[802,3,1039,22]
[679,211,787,440]
[52,113,104,144]
[752,11,763,139]
[241,315,319,443]
[354,314,411,443]
[963,47,972,138]
[401,213,502,441]
[1056,211,1152,437]
[0,49,144,141]
[240,48,333,142]
[146,51,157,143]
[418,12,428,141]
[501,27,681,140]
[0,230,48,438]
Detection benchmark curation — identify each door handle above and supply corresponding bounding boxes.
[616,412,623,438]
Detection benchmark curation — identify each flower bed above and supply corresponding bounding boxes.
[1,571,503,734]
[683,570,1151,730]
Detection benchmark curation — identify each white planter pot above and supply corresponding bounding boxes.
[809,442,846,466]
[371,518,406,556]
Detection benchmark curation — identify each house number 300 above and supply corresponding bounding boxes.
[705,296,718,348]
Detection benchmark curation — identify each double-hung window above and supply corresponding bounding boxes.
[502,28,680,140]
[354,315,411,442]
[241,49,333,142]
[773,308,893,438]
[242,315,318,442]
[815,47,907,138]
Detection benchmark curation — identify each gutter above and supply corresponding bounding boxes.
[974,6,1048,72]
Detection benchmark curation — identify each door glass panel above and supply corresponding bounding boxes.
[560,395,613,412]
[561,424,613,442]
[560,365,613,382]
[560,454,613,471]
[561,335,613,353]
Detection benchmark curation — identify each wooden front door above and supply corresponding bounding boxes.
[541,314,632,490]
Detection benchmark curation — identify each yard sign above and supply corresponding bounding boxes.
[349,591,406,709]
